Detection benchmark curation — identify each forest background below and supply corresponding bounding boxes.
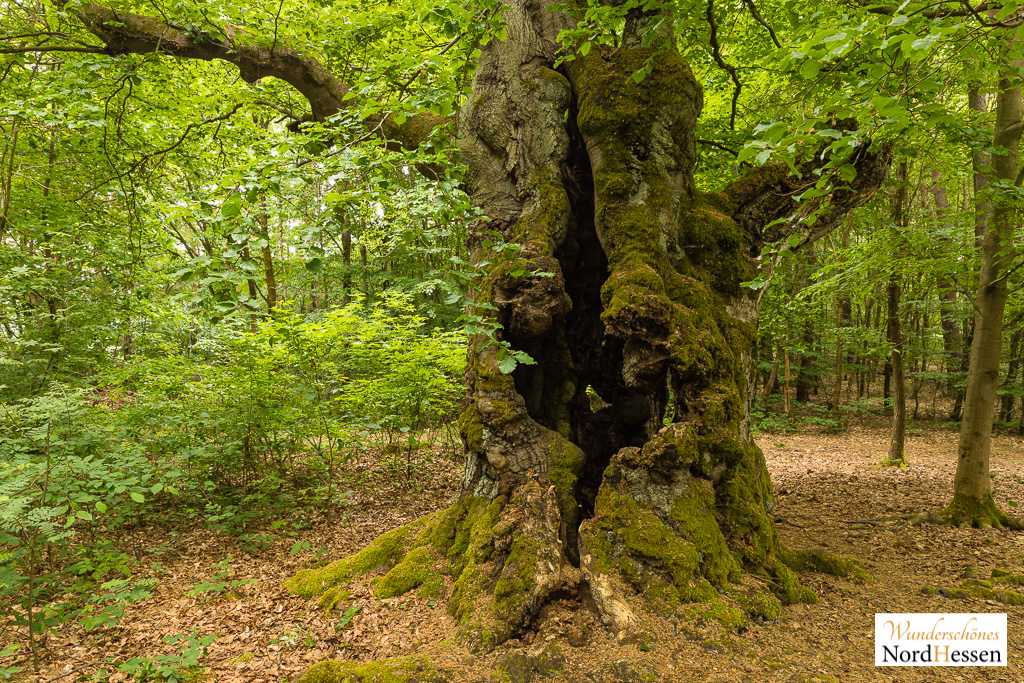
[3,0,1024,679]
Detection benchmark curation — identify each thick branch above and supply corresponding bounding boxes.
[73,3,442,150]
[0,45,107,54]
[728,133,892,247]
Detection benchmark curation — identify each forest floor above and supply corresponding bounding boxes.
[7,421,1024,682]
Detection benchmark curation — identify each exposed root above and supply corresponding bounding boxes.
[899,494,1024,530]
[782,547,871,582]
[922,568,1024,606]
[840,513,916,526]
[285,481,576,650]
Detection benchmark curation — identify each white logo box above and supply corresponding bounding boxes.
[875,613,1007,666]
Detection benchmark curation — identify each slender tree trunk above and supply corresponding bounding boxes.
[258,199,277,316]
[886,275,906,463]
[832,303,843,412]
[763,350,779,403]
[999,323,1022,422]
[886,162,908,466]
[949,69,1022,526]
[342,230,352,305]
[931,168,965,416]
[784,349,792,418]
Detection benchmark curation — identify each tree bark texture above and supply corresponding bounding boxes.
[930,168,965,414]
[61,0,887,649]
[885,162,907,466]
[950,71,1022,526]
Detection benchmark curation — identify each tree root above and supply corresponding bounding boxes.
[782,547,871,582]
[285,481,577,650]
[840,513,916,526]
[901,494,1024,530]
[923,568,1024,607]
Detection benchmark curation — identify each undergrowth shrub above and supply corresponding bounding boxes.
[0,386,178,673]
[106,295,463,522]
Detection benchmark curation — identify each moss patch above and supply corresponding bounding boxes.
[923,567,1024,605]
[295,656,442,683]
[941,492,1013,528]
[375,546,438,599]
[284,517,431,601]
[783,547,870,582]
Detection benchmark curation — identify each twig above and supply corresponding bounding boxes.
[697,138,739,156]
[741,0,782,48]
[253,99,303,121]
[706,0,742,130]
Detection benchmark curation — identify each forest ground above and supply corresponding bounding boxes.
[7,418,1024,682]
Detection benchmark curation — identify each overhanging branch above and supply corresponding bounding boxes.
[71,3,444,152]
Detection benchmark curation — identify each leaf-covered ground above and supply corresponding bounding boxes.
[6,424,1024,682]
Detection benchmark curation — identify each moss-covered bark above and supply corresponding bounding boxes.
[285,0,891,665]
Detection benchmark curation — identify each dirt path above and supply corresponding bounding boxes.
[7,426,1024,682]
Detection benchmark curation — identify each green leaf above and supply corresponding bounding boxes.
[130,492,145,504]
[305,257,325,274]
[497,350,518,374]
[579,41,591,57]
[96,501,108,513]
[76,510,93,521]
[787,234,802,248]
[800,60,820,80]
[221,196,243,218]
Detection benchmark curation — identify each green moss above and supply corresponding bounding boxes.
[375,547,437,599]
[782,547,870,582]
[675,198,751,298]
[991,568,1024,586]
[942,492,1011,528]
[317,586,351,613]
[584,467,708,601]
[770,562,818,605]
[669,477,740,587]
[458,407,485,452]
[683,601,747,631]
[548,436,584,527]
[493,532,541,620]
[736,589,782,622]
[926,583,1024,606]
[284,519,428,599]
[295,656,440,683]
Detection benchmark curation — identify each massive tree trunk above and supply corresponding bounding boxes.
[286,0,888,654]
[947,70,1022,527]
[66,0,889,665]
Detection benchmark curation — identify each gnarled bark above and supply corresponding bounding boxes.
[285,1,889,660]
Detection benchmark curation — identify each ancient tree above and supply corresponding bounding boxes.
[60,0,890,670]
